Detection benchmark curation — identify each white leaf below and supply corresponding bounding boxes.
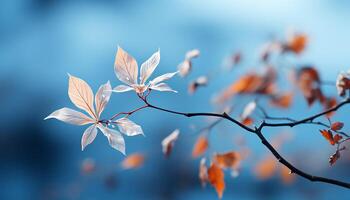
[150,71,178,86]
[115,118,144,136]
[178,60,191,77]
[185,49,200,60]
[241,101,256,120]
[68,74,97,119]
[112,85,134,93]
[140,50,160,84]
[114,46,138,86]
[97,125,126,155]
[81,124,97,151]
[44,107,94,125]
[161,129,180,156]
[95,81,112,118]
[150,83,177,93]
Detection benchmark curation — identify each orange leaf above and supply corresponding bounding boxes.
[297,67,324,106]
[333,134,343,144]
[254,156,277,179]
[320,129,335,145]
[331,122,344,131]
[285,33,307,54]
[270,93,293,108]
[241,117,253,126]
[213,151,241,170]
[121,153,145,169]
[208,162,225,199]
[192,136,209,158]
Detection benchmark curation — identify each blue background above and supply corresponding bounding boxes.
[1,0,350,199]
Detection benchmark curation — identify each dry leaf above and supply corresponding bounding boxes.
[121,153,145,169]
[178,49,200,77]
[319,129,342,145]
[284,33,307,54]
[336,71,350,97]
[161,129,180,157]
[213,151,241,170]
[188,76,208,94]
[208,162,225,199]
[331,122,344,131]
[270,93,293,108]
[216,67,276,102]
[297,67,324,106]
[192,136,209,158]
[329,150,341,166]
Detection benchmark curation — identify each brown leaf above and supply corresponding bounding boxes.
[121,153,145,169]
[331,122,344,131]
[213,151,241,170]
[333,134,343,144]
[208,162,225,199]
[161,129,180,157]
[192,136,209,158]
[324,97,337,117]
[329,150,341,166]
[199,158,208,187]
[270,93,293,108]
[297,67,324,106]
[188,76,209,94]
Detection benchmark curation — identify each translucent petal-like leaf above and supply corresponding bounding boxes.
[95,81,112,118]
[114,47,138,86]
[97,125,126,155]
[150,83,177,93]
[68,74,97,119]
[150,71,178,86]
[241,101,256,120]
[81,124,97,151]
[44,107,94,125]
[161,129,180,156]
[115,118,144,136]
[112,85,134,93]
[140,50,160,84]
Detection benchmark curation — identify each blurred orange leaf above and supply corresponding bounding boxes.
[254,156,277,179]
[213,151,241,170]
[280,165,295,184]
[331,122,344,131]
[208,162,225,199]
[192,136,209,158]
[270,93,293,108]
[121,153,145,169]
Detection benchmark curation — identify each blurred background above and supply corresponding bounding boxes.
[1,0,350,199]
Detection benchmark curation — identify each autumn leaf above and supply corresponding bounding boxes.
[331,122,344,131]
[192,136,209,158]
[284,33,307,54]
[319,129,342,145]
[329,150,341,166]
[188,76,208,94]
[178,49,200,77]
[161,129,180,157]
[121,153,145,169]
[270,93,293,108]
[208,162,225,199]
[213,151,241,170]
[216,67,276,103]
[296,67,324,106]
